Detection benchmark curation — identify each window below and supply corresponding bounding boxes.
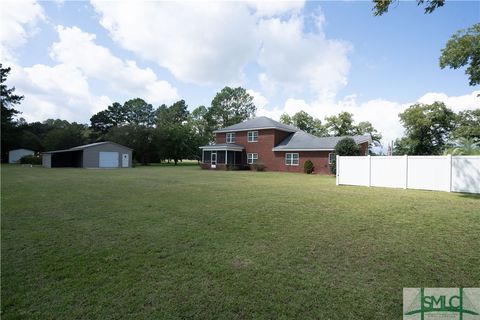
[328,153,336,164]
[226,132,236,143]
[285,153,299,166]
[247,153,258,164]
[248,131,258,142]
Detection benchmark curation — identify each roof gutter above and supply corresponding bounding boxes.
[213,127,296,134]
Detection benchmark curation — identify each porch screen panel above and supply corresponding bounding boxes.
[217,151,225,164]
[203,151,211,163]
[235,151,243,165]
[227,151,235,165]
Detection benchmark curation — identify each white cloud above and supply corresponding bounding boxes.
[257,13,351,100]
[0,0,45,60]
[91,0,351,100]
[8,62,111,122]
[91,1,259,85]
[0,0,44,47]
[245,0,305,17]
[6,23,179,123]
[257,90,480,149]
[50,26,178,104]
[417,91,480,112]
[247,89,268,108]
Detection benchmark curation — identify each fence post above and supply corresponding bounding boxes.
[367,155,371,187]
[448,154,452,192]
[404,154,408,190]
[336,155,339,186]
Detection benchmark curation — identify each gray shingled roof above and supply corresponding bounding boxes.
[213,116,299,133]
[43,141,132,154]
[273,131,372,151]
[199,143,244,150]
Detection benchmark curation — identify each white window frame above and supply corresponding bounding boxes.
[226,132,236,143]
[285,153,299,166]
[247,153,258,164]
[248,131,258,142]
[328,152,335,164]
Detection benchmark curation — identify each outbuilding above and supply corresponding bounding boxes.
[42,141,132,168]
[8,148,35,163]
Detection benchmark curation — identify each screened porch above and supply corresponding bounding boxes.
[199,144,245,169]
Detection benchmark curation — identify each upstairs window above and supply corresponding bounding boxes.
[248,131,258,142]
[285,153,299,166]
[247,153,258,164]
[226,132,236,143]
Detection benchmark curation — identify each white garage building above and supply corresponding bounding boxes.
[42,141,132,168]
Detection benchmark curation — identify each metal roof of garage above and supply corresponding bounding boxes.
[42,141,132,154]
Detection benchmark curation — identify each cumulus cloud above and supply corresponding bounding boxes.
[51,26,178,104]
[92,1,259,85]
[257,90,480,149]
[0,0,45,60]
[91,0,351,100]
[4,22,179,123]
[247,89,268,108]
[245,0,306,17]
[257,13,351,100]
[0,0,44,46]
[8,62,111,122]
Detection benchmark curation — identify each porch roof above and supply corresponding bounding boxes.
[199,143,244,151]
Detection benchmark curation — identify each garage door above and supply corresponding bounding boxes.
[99,152,119,168]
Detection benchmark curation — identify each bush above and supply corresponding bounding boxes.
[303,160,314,174]
[331,137,361,175]
[20,155,42,165]
[334,137,360,156]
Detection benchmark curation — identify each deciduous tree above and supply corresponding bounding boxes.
[440,24,480,86]
[207,86,256,130]
[396,102,456,155]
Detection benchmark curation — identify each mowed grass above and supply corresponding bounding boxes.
[1,165,479,319]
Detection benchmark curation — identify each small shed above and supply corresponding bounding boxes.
[42,141,132,168]
[9,148,35,163]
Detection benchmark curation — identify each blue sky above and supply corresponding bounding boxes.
[1,0,479,144]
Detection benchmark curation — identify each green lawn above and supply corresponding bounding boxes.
[1,165,479,319]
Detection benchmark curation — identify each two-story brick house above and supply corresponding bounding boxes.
[199,117,371,174]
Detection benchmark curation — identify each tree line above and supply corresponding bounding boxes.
[2,62,479,164]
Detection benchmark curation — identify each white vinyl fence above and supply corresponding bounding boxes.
[336,155,480,194]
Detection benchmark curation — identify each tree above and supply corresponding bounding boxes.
[207,87,256,130]
[123,98,156,126]
[330,137,360,174]
[355,121,382,145]
[155,100,197,165]
[90,102,125,135]
[452,109,480,142]
[372,0,444,16]
[440,24,480,86]
[106,124,155,164]
[397,102,456,155]
[90,99,156,140]
[42,120,88,151]
[1,64,24,160]
[189,105,211,158]
[324,112,356,136]
[335,137,360,156]
[443,137,480,155]
[280,111,327,136]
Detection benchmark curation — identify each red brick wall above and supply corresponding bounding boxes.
[359,142,369,155]
[271,151,333,174]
